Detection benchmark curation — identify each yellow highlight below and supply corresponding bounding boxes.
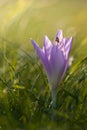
[0,0,32,30]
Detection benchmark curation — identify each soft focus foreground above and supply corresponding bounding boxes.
[0,0,87,130]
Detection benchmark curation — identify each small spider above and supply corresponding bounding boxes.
[55,37,59,43]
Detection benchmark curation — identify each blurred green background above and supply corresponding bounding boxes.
[0,0,87,130]
[0,0,87,59]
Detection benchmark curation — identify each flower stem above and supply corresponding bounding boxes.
[51,89,57,109]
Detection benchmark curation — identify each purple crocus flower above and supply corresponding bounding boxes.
[31,30,73,108]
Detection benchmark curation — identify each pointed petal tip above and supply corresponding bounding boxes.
[44,35,49,41]
[44,35,51,43]
[30,38,40,51]
[54,29,63,43]
[30,38,32,41]
[30,38,34,43]
[56,29,63,35]
[69,36,73,46]
[30,38,36,44]
[44,35,47,41]
[44,35,47,38]
[57,29,63,32]
[70,36,73,41]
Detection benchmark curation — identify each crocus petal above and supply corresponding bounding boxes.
[44,36,52,49]
[31,39,45,64]
[43,36,52,60]
[64,37,73,59]
[62,38,68,45]
[47,45,66,88]
[54,29,63,44]
[60,60,68,82]
[31,39,51,75]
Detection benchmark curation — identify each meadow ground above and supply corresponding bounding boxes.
[0,0,87,130]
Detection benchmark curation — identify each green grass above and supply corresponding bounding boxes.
[0,0,87,130]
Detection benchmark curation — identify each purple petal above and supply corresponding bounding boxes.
[31,39,45,63]
[64,37,73,59]
[43,36,52,60]
[44,35,52,49]
[48,45,66,88]
[54,30,63,44]
[62,38,68,45]
[60,60,68,82]
[59,38,68,58]
[31,39,51,75]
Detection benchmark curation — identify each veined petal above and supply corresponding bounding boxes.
[59,38,68,58]
[31,39,51,75]
[60,60,68,82]
[62,38,68,45]
[64,37,73,59]
[44,35,52,49]
[31,39,45,63]
[54,30,63,44]
[43,36,52,60]
[48,45,66,88]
